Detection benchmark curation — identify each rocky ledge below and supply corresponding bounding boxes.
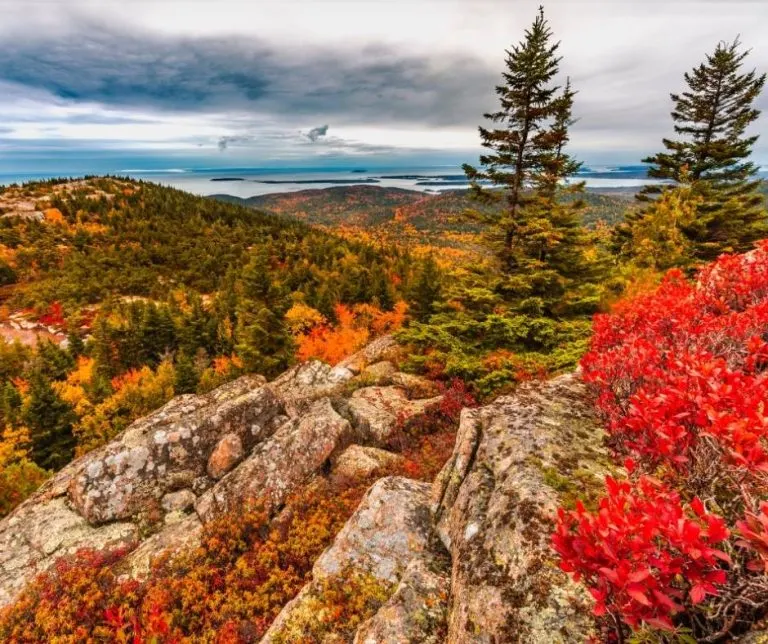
[0,336,439,606]
[0,338,612,642]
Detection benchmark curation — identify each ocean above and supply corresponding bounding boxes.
[1,165,765,197]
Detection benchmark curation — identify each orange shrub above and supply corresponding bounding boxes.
[296,301,407,365]
[0,480,373,642]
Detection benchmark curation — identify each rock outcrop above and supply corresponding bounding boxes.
[0,336,422,608]
[1,337,618,642]
[261,476,450,643]
[431,372,608,643]
[263,371,610,643]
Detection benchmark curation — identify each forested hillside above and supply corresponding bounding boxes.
[0,177,420,513]
[220,185,636,253]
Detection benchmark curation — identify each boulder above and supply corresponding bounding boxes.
[195,398,354,522]
[431,372,607,643]
[361,361,397,383]
[331,445,404,481]
[336,335,399,375]
[68,376,282,525]
[269,360,350,415]
[347,386,442,446]
[161,489,196,513]
[390,372,441,399]
[313,477,437,582]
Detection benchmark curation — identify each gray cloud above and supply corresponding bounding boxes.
[305,124,329,142]
[0,27,498,129]
[218,135,253,151]
[0,3,765,165]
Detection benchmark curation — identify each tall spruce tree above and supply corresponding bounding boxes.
[463,7,598,315]
[235,250,294,377]
[411,254,442,322]
[22,370,76,471]
[637,38,767,260]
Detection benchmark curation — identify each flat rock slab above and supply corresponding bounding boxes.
[353,559,449,644]
[0,497,138,606]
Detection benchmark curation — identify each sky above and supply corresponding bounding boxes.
[0,0,766,173]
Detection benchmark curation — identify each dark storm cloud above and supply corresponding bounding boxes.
[305,125,329,142]
[0,27,498,128]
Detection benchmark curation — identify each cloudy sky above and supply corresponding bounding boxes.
[0,0,766,173]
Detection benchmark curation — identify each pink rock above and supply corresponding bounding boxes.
[207,433,244,479]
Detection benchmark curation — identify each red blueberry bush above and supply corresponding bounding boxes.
[553,242,768,641]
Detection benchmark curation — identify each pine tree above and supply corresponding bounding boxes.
[90,314,116,382]
[638,38,767,260]
[174,350,199,395]
[411,254,442,321]
[463,7,599,315]
[22,371,76,471]
[66,323,85,360]
[35,339,75,381]
[0,382,22,428]
[140,304,176,366]
[235,250,294,377]
[0,260,16,286]
[369,262,395,311]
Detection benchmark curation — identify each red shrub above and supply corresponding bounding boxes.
[555,242,768,639]
[553,476,729,631]
[38,301,66,328]
[581,242,768,485]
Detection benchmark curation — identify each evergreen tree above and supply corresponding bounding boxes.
[463,7,600,315]
[35,339,75,381]
[90,314,116,382]
[179,293,216,356]
[0,260,16,286]
[174,350,199,395]
[235,250,293,377]
[22,371,76,471]
[119,301,145,370]
[66,323,85,360]
[0,381,22,428]
[369,262,395,310]
[140,304,177,366]
[638,38,767,260]
[411,254,442,321]
[213,268,239,355]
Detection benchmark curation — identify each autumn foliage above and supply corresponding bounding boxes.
[296,301,407,365]
[553,242,768,640]
[0,376,471,641]
[0,483,372,642]
[553,475,730,632]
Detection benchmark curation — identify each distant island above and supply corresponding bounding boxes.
[255,178,380,185]
[379,174,469,181]
[210,177,246,182]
